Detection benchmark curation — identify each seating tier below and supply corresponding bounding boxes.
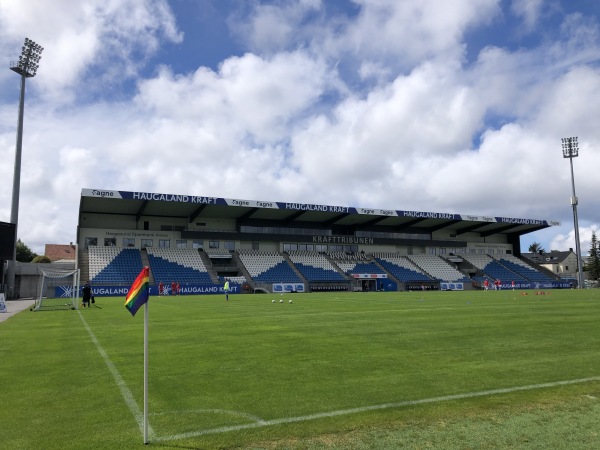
[288,251,346,282]
[238,250,302,283]
[147,248,212,284]
[88,247,144,285]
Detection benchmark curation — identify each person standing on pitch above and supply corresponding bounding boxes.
[224,280,230,301]
[82,281,92,308]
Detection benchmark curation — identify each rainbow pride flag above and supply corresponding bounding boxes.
[125,266,150,316]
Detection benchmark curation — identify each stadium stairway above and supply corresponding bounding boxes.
[231,251,254,287]
[198,250,220,284]
[407,260,436,282]
[323,253,352,280]
[371,258,403,288]
[78,249,90,284]
[140,249,156,285]
[408,255,471,284]
[452,258,479,279]
[287,251,347,283]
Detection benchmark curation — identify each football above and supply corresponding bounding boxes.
[280,299,283,303]
[289,300,292,303]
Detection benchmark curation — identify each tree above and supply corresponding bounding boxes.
[587,231,600,282]
[31,255,51,263]
[528,242,545,254]
[15,239,37,262]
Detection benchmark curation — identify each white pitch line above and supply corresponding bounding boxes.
[78,311,155,439]
[154,375,600,443]
[151,408,267,424]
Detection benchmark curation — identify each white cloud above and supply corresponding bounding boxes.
[135,50,330,141]
[344,0,500,64]
[230,0,323,54]
[0,0,182,104]
[550,224,599,255]
[233,0,501,78]
[1,0,600,257]
[287,59,485,207]
[510,0,545,31]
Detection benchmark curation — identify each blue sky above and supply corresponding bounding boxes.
[1,0,600,255]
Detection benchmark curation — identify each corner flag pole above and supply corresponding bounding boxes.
[143,301,149,444]
[124,266,151,444]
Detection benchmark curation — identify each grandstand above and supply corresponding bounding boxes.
[408,255,472,283]
[74,188,570,294]
[288,251,346,283]
[461,254,529,284]
[373,253,433,283]
[88,246,143,285]
[146,248,213,285]
[335,260,386,277]
[496,254,556,283]
[238,250,301,284]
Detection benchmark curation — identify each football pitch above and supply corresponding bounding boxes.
[2,289,600,449]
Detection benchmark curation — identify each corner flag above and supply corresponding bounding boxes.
[125,266,150,317]
[124,266,152,443]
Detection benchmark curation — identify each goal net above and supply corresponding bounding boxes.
[33,268,80,311]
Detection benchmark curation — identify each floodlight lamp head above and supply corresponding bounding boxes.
[561,136,579,159]
[10,37,44,78]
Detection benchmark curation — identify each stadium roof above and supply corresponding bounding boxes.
[79,188,559,238]
[79,188,560,241]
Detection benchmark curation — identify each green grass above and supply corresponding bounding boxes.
[2,289,600,449]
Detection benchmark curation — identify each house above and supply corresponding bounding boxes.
[521,249,580,279]
[44,243,77,262]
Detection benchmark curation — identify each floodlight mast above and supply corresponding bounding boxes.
[561,136,584,289]
[5,38,43,298]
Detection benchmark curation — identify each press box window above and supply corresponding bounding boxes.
[85,237,98,249]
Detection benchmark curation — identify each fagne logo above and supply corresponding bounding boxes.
[92,190,115,198]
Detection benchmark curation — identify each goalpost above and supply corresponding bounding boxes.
[33,268,80,311]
